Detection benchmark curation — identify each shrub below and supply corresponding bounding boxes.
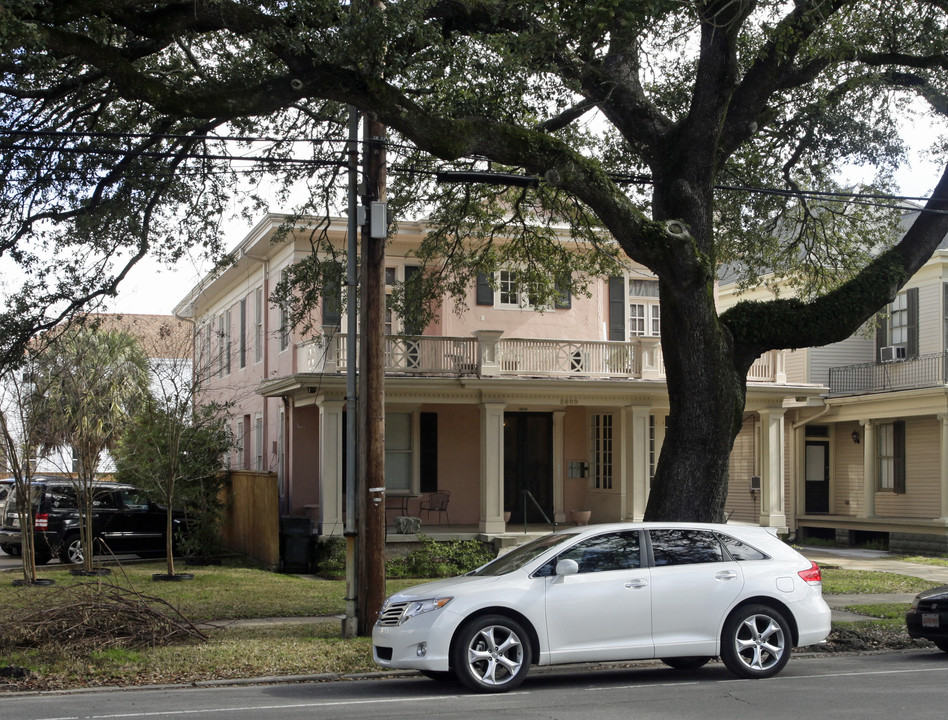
[388,536,495,578]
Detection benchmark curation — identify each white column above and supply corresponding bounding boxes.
[553,410,566,523]
[480,402,507,533]
[626,406,651,522]
[939,415,948,520]
[861,419,875,518]
[317,399,345,535]
[757,408,787,529]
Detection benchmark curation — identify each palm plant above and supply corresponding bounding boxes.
[29,324,150,573]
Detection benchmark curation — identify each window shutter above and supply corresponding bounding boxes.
[475,273,494,306]
[906,287,919,359]
[875,312,887,364]
[404,265,422,335]
[608,277,625,341]
[323,272,342,327]
[893,420,906,494]
[554,278,572,309]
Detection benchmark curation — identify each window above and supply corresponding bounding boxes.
[224,309,232,375]
[628,279,660,337]
[203,322,213,381]
[239,298,247,369]
[279,270,290,352]
[878,421,906,493]
[254,414,264,471]
[890,293,908,345]
[254,287,264,364]
[590,413,614,490]
[718,534,769,561]
[235,418,245,469]
[556,531,641,573]
[385,412,413,493]
[498,269,527,308]
[217,315,225,378]
[608,275,661,341]
[649,529,724,566]
[877,288,918,361]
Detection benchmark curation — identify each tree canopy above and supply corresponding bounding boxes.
[3,1,948,520]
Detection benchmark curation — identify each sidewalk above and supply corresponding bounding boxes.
[799,546,948,622]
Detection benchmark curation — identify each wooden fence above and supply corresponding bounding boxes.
[221,470,280,569]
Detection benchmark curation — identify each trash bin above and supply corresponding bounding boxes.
[279,516,313,573]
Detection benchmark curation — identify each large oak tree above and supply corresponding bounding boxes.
[3,1,948,522]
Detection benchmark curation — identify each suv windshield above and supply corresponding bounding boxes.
[470,532,577,576]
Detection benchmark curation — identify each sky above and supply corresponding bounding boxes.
[104,124,947,318]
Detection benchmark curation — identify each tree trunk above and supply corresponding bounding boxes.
[644,278,746,522]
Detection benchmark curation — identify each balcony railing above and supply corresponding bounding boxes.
[299,331,787,384]
[829,351,948,395]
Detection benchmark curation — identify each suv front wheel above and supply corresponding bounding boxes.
[58,533,84,565]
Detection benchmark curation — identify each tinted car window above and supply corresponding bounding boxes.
[120,488,151,510]
[557,531,641,573]
[718,533,769,561]
[47,486,79,510]
[650,529,724,566]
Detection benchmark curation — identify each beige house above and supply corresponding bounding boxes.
[718,216,948,554]
[174,214,820,542]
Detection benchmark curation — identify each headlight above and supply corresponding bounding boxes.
[400,597,453,625]
[911,596,920,610]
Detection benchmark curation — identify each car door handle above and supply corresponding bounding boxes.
[624,579,649,589]
[715,570,738,581]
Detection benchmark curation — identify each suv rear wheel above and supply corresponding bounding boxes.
[58,533,84,565]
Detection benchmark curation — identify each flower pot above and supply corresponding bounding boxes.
[504,511,511,524]
[570,510,592,526]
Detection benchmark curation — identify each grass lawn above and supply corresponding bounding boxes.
[1,561,421,621]
[0,559,941,691]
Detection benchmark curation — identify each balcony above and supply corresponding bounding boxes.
[829,351,948,396]
[299,331,788,384]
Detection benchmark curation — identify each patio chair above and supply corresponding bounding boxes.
[419,490,450,524]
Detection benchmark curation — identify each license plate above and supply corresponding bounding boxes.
[923,613,940,628]
[11,517,19,528]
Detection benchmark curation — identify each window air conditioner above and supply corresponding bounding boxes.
[879,345,906,363]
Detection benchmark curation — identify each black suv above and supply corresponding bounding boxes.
[0,479,183,565]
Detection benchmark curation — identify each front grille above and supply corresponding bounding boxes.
[919,600,944,612]
[375,646,393,661]
[377,601,410,626]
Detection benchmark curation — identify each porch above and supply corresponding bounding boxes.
[829,351,948,395]
[299,330,788,383]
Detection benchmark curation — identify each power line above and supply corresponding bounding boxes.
[1,127,942,210]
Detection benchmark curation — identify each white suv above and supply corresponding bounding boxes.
[373,522,831,693]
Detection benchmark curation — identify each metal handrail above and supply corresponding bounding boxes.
[521,490,557,533]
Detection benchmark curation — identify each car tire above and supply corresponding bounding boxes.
[451,614,532,693]
[0,543,15,555]
[933,638,948,653]
[720,604,792,679]
[661,656,712,671]
[57,533,84,565]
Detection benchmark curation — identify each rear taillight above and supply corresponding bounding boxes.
[34,513,48,530]
[798,560,822,584]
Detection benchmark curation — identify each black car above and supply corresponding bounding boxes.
[906,585,948,651]
[0,478,183,565]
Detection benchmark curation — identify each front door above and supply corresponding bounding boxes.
[504,413,553,523]
[805,440,830,513]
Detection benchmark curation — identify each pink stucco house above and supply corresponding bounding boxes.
[174,214,815,540]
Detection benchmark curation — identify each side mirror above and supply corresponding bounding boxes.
[555,558,579,577]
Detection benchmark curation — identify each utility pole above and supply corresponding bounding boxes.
[342,106,360,640]
[357,115,387,635]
